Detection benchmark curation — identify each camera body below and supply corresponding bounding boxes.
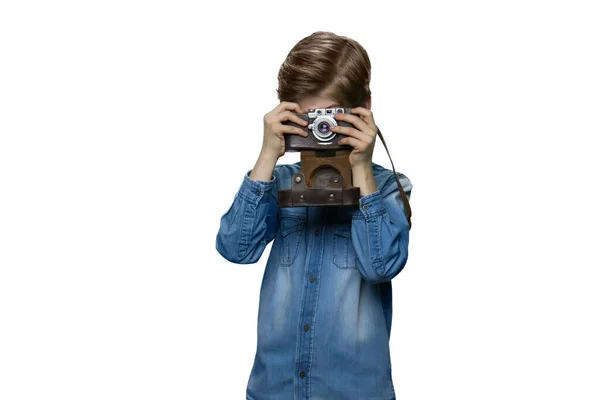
[282,107,358,151]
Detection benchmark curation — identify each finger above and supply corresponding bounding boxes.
[349,107,377,130]
[338,136,366,150]
[274,101,303,115]
[330,124,370,142]
[333,112,372,135]
[279,110,309,127]
[279,124,308,136]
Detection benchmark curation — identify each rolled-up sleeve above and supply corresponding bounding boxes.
[215,169,279,264]
[351,174,412,283]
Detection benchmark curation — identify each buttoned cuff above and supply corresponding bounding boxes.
[356,189,387,220]
[237,169,276,206]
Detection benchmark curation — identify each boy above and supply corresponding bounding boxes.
[216,31,412,400]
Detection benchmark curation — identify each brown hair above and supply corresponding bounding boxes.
[276,31,372,108]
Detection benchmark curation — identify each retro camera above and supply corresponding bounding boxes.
[279,107,362,207]
[283,107,357,151]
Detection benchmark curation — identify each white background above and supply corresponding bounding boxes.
[1,1,599,399]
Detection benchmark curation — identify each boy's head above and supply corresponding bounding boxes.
[277,31,372,114]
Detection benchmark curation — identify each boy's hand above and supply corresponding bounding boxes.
[331,107,377,169]
[261,101,309,161]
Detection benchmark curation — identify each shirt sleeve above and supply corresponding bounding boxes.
[215,168,279,264]
[350,173,413,283]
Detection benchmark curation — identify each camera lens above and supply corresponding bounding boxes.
[318,122,330,133]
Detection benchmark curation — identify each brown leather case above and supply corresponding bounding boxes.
[278,149,360,207]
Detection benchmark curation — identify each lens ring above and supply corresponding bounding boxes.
[311,116,337,141]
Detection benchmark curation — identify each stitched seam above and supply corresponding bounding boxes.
[333,230,356,269]
[376,216,384,268]
[307,206,328,398]
[237,202,256,259]
[236,189,258,205]
[280,218,304,267]
[366,209,387,221]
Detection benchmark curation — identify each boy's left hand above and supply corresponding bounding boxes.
[331,107,377,169]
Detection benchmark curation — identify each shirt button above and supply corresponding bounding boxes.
[255,189,261,195]
[299,371,305,378]
[309,275,315,283]
[314,230,320,236]
[363,204,370,210]
[304,324,310,332]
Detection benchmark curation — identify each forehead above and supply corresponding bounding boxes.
[297,95,340,113]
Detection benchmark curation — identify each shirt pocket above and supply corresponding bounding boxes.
[332,225,358,270]
[279,210,306,267]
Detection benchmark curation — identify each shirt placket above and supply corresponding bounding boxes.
[295,206,327,400]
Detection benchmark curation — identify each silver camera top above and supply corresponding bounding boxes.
[307,107,345,117]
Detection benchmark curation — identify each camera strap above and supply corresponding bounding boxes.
[375,126,412,230]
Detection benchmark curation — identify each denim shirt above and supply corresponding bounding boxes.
[216,161,412,400]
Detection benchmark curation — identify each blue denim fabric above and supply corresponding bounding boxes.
[216,161,412,400]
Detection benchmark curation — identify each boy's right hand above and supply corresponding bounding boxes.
[261,101,309,160]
